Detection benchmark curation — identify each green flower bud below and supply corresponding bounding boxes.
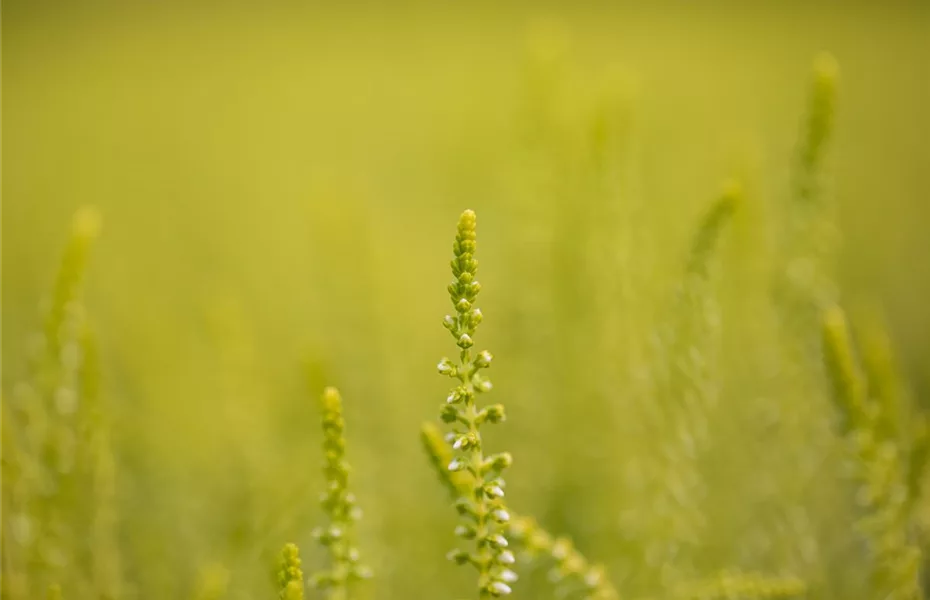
[474,376,493,393]
[481,404,507,424]
[453,433,477,451]
[485,484,505,499]
[483,453,513,474]
[455,524,478,539]
[437,358,457,376]
[447,549,471,565]
[455,497,477,518]
[440,404,460,423]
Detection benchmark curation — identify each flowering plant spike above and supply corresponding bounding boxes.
[309,387,371,600]
[437,210,517,598]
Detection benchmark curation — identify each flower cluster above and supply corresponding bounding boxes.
[277,543,305,600]
[310,387,371,599]
[437,210,516,598]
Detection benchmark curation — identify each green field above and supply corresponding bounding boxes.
[3,3,930,599]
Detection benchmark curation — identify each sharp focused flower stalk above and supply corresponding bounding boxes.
[436,210,516,598]
[310,387,371,600]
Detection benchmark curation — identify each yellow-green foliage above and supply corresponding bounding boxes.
[46,583,62,600]
[3,6,929,600]
[672,570,806,600]
[821,306,922,599]
[632,182,739,588]
[2,207,120,599]
[777,52,840,343]
[193,563,231,600]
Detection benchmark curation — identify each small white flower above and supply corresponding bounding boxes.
[474,350,493,368]
[498,550,516,565]
[489,581,512,596]
[493,509,511,523]
[499,569,518,583]
[486,485,505,498]
[448,459,464,472]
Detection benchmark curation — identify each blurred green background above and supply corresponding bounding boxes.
[3,2,929,598]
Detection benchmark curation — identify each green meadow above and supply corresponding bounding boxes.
[2,3,929,599]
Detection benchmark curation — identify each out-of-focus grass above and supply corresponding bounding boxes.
[2,2,929,599]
